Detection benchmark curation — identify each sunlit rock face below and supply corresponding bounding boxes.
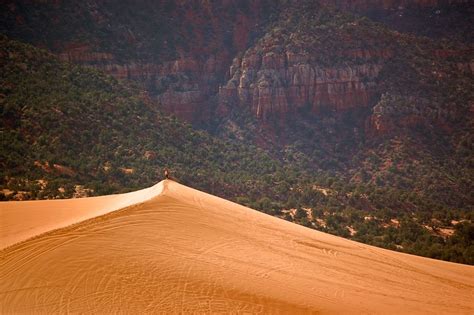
[219,50,386,120]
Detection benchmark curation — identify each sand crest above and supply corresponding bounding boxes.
[0,182,163,249]
[1,180,473,313]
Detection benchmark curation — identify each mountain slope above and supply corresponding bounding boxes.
[215,1,473,249]
[1,180,473,313]
[0,0,276,124]
[1,0,472,123]
[0,35,288,200]
[1,2,473,265]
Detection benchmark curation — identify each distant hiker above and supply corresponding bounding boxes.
[164,168,170,180]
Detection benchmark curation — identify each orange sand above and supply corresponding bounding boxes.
[1,180,473,313]
[0,182,163,249]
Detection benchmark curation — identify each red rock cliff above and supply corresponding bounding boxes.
[3,0,470,125]
[219,49,388,120]
[9,0,272,124]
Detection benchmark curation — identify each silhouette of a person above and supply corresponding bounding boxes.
[164,168,170,180]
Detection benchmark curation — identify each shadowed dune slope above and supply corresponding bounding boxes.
[1,180,473,314]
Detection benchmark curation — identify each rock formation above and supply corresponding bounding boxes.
[219,50,386,120]
[1,0,471,126]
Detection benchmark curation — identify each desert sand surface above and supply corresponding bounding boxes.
[0,182,163,249]
[1,180,473,314]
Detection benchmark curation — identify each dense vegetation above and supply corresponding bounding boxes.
[366,2,474,44]
[1,0,473,265]
[0,35,290,200]
[220,107,474,264]
[215,2,473,264]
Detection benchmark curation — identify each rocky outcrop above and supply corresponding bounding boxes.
[364,93,464,136]
[366,109,425,136]
[2,0,273,124]
[56,46,235,123]
[57,43,113,63]
[57,47,217,123]
[3,0,470,126]
[219,51,385,120]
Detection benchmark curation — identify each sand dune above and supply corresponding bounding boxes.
[1,180,473,314]
[0,182,164,249]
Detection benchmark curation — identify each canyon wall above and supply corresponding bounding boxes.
[58,51,228,123]
[218,50,389,120]
[2,0,470,126]
[2,0,272,124]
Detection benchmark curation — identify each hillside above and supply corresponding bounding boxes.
[1,0,473,266]
[0,0,276,125]
[1,180,473,313]
[216,1,474,264]
[0,34,293,201]
[218,1,473,210]
[3,1,471,207]
[361,1,474,43]
[1,0,471,123]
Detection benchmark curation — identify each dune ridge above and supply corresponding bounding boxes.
[1,180,473,314]
[0,181,164,249]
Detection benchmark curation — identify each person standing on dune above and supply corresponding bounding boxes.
[164,168,170,180]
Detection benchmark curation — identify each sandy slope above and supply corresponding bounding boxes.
[0,182,164,249]
[1,180,473,314]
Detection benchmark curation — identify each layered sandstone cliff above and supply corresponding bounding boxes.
[2,0,272,123]
[2,0,471,126]
[219,50,386,120]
